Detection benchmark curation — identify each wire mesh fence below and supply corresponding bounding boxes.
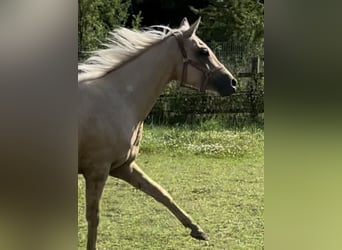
[208,41,264,85]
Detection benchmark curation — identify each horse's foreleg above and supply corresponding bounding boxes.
[84,170,109,250]
[110,162,207,240]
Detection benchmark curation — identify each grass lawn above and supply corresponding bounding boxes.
[78,124,264,249]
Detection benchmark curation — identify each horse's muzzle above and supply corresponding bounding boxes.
[208,72,237,97]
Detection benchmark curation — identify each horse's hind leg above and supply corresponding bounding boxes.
[110,162,207,240]
[84,167,109,250]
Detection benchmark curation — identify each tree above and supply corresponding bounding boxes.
[193,0,264,49]
[78,0,132,60]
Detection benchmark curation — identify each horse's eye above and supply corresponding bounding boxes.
[199,48,209,57]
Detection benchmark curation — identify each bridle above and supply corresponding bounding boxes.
[172,32,222,92]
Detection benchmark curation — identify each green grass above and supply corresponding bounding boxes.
[78,124,264,249]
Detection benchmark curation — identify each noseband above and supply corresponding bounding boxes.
[172,32,222,92]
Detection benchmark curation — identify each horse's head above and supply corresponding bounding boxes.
[173,17,237,96]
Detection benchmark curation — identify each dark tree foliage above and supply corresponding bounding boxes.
[129,0,263,48]
[197,0,264,47]
[79,0,264,58]
[129,0,208,27]
[78,0,133,59]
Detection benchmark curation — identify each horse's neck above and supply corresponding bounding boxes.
[106,35,180,122]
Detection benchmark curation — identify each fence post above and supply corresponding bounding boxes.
[249,57,260,121]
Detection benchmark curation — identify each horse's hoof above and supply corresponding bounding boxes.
[190,229,208,241]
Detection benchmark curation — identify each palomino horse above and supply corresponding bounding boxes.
[78,17,236,250]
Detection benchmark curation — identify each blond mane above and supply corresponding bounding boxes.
[78,26,176,82]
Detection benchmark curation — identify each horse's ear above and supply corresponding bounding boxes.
[179,17,190,29]
[183,17,201,38]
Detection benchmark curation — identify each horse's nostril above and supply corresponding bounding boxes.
[231,78,237,87]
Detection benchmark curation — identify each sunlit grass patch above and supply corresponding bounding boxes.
[140,124,263,160]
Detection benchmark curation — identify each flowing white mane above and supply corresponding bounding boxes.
[78,25,176,82]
